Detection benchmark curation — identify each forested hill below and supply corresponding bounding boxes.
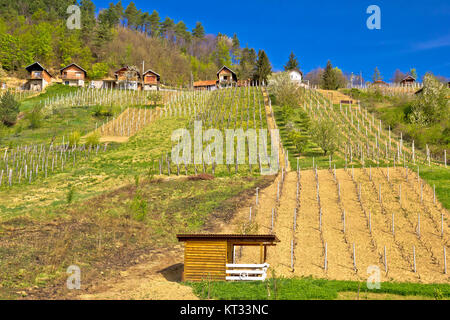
[0,0,270,86]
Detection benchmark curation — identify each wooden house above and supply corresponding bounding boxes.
[60,63,87,87]
[400,75,416,86]
[142,69,160,91]
[176,234,279,281]
[193,80,217,91]
[217,66,238,88]
[25,62,53,91]
[114,66,141,90]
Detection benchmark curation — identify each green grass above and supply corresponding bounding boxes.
[418,165,450,209]
[186,277,450,300]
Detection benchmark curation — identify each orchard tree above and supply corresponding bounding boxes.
[311,119,340,156]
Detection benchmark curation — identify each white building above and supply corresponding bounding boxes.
[289,69,303,85]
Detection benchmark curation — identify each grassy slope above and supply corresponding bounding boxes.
[0,85,105,147]
[186,277,450,300]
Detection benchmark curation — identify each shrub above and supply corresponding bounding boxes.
[130,192,148,222]
[0,91,20,126]
[67,186,75,204]
[68,131,81,147]
[85,132,100,146]
[26,105,43,129]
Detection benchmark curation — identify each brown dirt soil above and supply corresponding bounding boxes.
[77,249,198,300]
[229,168,449,284]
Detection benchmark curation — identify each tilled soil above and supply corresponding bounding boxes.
[230,168,450,284]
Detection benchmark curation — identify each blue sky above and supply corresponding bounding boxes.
[94,0,450,81]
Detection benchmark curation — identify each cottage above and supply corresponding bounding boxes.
[142,69,160,91]
[115,66,141,90]
[193,80,217,91]
[400,75,416,86]
[217,66,238,88]
[177,234,279,281]
[25,62,53,91]
[60,63,86,87]
[288,69,303,85]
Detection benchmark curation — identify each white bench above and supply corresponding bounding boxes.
[225,263,269,281]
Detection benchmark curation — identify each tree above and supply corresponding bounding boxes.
[304,68,324,87]
[213,37,231,67]
[148,10,160,37]
[322,60,339,90]
[80,0,96,41]
[0,90,20,126]
[372,66,382,82]
[192,22,205,39]
[269,72,299,110]
[284,52,299,71]
[391,69,406,83]
[253,50,271,84]
[410,68,418,80]
[124,2,139,29]
[311,119,340,156]
[160,17,175,41]
[238,46,256,80]
[409,73,449,125]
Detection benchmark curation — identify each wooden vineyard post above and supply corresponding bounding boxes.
[353,243,357,272]
[271,208,274,232]
[342,210,346,233]
[413,246,417,273]
[369,211,372,234]
[417,213,421,238]
[249,207,252,222]
[290,240,294,271]
[392,213,395,236]
[444,246,447,275]
[324,242,328,271]
[319,208,322,231]
[255,187,259,206]
[384,246,388,273]
[433,185,436,205]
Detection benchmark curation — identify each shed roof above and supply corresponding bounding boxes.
[217,66,236,76]
[401,75,416,82]
[177,234,280,242]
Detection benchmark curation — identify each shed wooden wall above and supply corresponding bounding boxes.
[183,240,227,281]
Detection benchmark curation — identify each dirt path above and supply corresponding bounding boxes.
[77,248,198,300]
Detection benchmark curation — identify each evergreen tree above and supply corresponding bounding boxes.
[160,17,175,41]
[284,52,299,71]
[148,10,160,37]
[192,22,205,39]
[80,0,96,41]
[410,68,418,79]
[253,50,271,84]
[322,60,338,90]
[372,66,382,82]
[0,90,20,126]
[124,2,139,29]
[115,0,124,25]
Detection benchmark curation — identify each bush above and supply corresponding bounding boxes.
[26,105,43,129]
[130,192,148,222]
[68,131,81,147]
[85,132,100,146]
[0,91,20,126]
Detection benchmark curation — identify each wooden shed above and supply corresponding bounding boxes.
[217,66,238,88]
[400,75,416,86]
[176,234,279,282]
[193,80,217,91]
[142,69,160,91]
